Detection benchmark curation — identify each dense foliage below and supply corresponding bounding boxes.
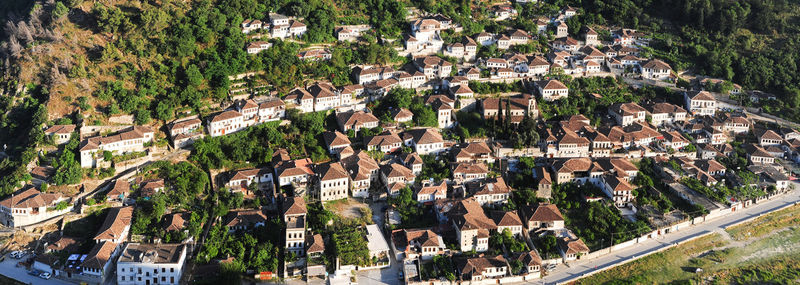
[552,182,651,250]
[191,110,333,170]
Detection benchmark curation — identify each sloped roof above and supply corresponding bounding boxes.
[539,79,568,90]
[323,131,351,147]
[641,59,671,70]
[283,196,307,216]
[381,163,415,180]
[44,124,76,134]
[94,206,133,241]
[307,234,325,253]
[525,203,564,222]
[490,211,522,227]
[687,91,715,101]
[318,162,349,181]
[0,187,61,209]
[417,182,447,196]
[223,209,267,227]
[404,128,444,145]
[80,241,117,270]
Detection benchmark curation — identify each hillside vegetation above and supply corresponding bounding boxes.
[0,0,799,197]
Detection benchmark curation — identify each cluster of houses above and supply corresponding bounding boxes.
[28,204,188,285]
[9,3,800,285]
[243,13,307,54]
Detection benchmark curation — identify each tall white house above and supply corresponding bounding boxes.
[117,243,187,285]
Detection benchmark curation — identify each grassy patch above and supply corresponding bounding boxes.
[574,233,726,284]
[575,204,800,285]
[726,204,800,241]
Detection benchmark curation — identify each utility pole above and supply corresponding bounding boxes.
[610,232,614,249]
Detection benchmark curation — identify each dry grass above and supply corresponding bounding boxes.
[325,198,369,219]
[574,233,727,284]
[726,204,800,241]
[575,204,800,284]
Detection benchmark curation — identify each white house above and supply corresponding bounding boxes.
[116,243,187,285]
[207,110,245,137]
[537,80,569,101]
[79,126,154,168]
[684,91,717,116]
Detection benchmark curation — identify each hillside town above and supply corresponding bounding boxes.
[2,2,800,285]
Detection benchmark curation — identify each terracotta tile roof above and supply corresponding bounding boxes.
[107,179,130,198]
[404,128,444,145]
[283,196,307,216]
[457,255,508,277]
[529,56,549,66]
[80,241,117,270]
[308,82,338,98]
[230,168,271,182]
[169,118,202,133]
[0,187,62,209]
[323,131,351,147]
[317,162,349,181]
[646,102,686,115]
[756,129,783,141]
[404,229,442,248]
[424,95,455,106]
[473,177,511,196]
[30,166,54,180]
[663,130,688,143]
[79,126,155,151]
[44,124,76,134]
[694,159,726,174]
[454,162,489,175]
[341,150,380,181]
[259,98,285,109]
[539,79,568,90]
[417,182,447,196]
[524,203,563,222]
[450,84,474,95]
[47,236,82,252]
[223,209,267,228]
[94,206,133,241]
[307,234,325,253]
[553,157,593,173]
[365,133,403,148]
[209,110,243,123]
[164,212,190,232]
[481,94,534,112]
[336,111,379,128]
[414,56,452,68]
[275,158,315,178]
[604,175,633,192]
[391,108,414,121]
[449,197,497,231]
[286,87,313,101]
[490,210,522,227]
[642,59,671,70]
[687,91,715,101]
[514,251,543,270]
[401,152,423,166]
[381,163,415,180]
[610,102,646,116]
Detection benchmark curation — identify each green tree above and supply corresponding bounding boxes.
[51,1,69,21]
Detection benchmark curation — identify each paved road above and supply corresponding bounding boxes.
[0,254,72,285]
[542,188,800,285]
